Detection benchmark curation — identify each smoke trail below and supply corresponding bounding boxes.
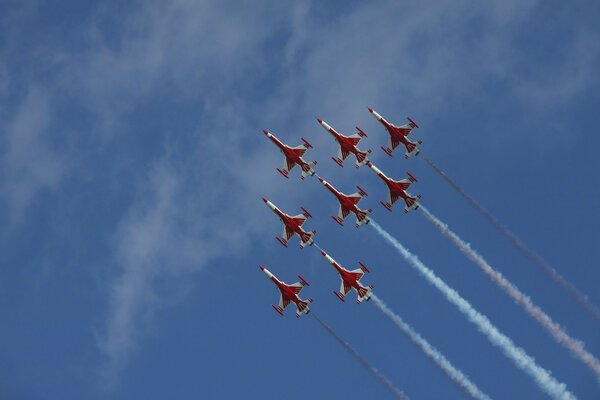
[369,220,575,400]
[423,156,600,323]
[420,205,600,379]
[312,313,408,400]
[370,294,492,400]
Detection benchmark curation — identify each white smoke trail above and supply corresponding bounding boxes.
[369,220,575,400]
[419,205,600,380]
[423,156,600,323]
[312,313,408,400]
[370,294,492,400]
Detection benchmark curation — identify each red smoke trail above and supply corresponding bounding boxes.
[420,206,600,380]
[312,313,408,399]
[423,156,600,323]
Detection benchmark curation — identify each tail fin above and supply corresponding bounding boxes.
[355,208,372,227]
[356,285,373,303]
[403,195,420,213]
[299,230,316,248]
[404,140,421,158]
[355,150,369,164]
[300,161,317,178]
[295,299,312,317]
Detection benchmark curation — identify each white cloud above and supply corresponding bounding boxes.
[0,86,68,223]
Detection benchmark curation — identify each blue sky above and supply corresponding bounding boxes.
[1,1,599,399]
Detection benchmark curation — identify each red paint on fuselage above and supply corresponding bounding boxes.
[267,134,312,172]
[377,172,413,202]
[379,118,414,149]
[330,261,366,293]
[324,182,361,216]
[272,277,304,308]
[324,125,365,159]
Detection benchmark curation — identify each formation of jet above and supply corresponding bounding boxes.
[260,108,421,316]
[368,108,421,159]
[367,162,421,213]
[263,197,316,248]
[320,250,373,303]
[260,266,312,317]
[317,118,372,168]
[318,177,372,227]
[263,130,317,179]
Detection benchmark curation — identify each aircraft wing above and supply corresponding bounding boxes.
[349,268,365,281]
[338,205,351,220]
[338,146,350,161]
[288,281,305,294]
[347,193,362,205]
[348,133,362,145]
[278,294,291,310]
[340,280,353,296]
[389,190,400,205]
[389,136,402,151]
[283,225,295,240]
[291,145,307,157]
[283,157,296,173]
[395,178,412,190]
[292,214,307,226]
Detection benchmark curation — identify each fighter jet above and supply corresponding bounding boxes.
[259,266,312,317]
[317,177,372,227]
[366,161,421,213]
[368,108,421,158]
[320,250,373,304]
[316,118,372,168]
[263,130,317,179]
[262,197,316,248]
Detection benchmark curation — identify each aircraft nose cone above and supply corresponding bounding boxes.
[259,265,265,271]
[320,250,326,256]
[262,197,268,203]
[368,107,373,113]
[316,117,323,124]
[262,130,269,136]
[318,177,324,183]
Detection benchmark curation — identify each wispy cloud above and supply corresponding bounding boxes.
[0,86,68,224]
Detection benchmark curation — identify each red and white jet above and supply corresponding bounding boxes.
[368,108,421,158]
[320,250,372,303]
[316,118,372,168]
[366,161,421,213]
[259,266,312,317]
[263,130,317,179]
[263,197,316,248]
[317,177,372,227]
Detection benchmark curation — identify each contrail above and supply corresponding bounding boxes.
[370,294,492,400]
[369,220,575,400]
[312,313,408,400]
[423,156,600,323]
[419,205,600,380]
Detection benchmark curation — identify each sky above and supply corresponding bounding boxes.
[1,1,599,399]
